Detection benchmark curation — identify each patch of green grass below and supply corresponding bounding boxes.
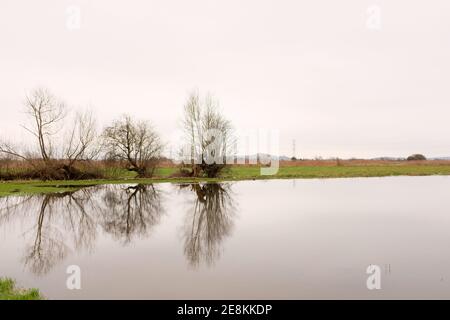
[0,278,43,300]
[227,165,450,179]
[2,165,450,197]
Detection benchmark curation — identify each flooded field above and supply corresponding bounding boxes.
[1,177,450,299]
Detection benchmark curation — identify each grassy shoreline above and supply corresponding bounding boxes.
[0,278,43,300]
[2,165,450,197]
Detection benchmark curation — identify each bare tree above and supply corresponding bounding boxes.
[0,87,66,169]
[23,87,67,163]
[102,115,163,177]
[181,90,233,178]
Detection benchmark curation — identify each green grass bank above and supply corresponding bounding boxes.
[0,278,43,300]
[2,165,450,197]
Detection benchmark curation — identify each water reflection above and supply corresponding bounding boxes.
[98,184,165,244]
[0,182,236,275]
[0,184,166,275]
[179,183,236,267]
[0,189,99,275]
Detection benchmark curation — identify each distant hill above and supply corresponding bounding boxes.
[370,157,405,161]
[236,154,291,162]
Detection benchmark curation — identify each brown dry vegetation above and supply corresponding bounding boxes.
[279,159,450,167]
[0,159,105,181]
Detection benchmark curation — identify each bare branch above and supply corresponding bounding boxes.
[23,87,67,162]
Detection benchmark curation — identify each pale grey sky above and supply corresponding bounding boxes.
[1,0,450,158]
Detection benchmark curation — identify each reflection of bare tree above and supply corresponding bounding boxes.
[0,189,97,276]
[98,184,164,244]
[22,193,69,276]
[181,183,236,267]
[0,184,165,275]
[25,189,101,275]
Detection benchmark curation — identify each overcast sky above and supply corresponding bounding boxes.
[1,0,450,158]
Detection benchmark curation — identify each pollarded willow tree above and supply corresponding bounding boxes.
[102,115,163,178]
[181,91,234,178]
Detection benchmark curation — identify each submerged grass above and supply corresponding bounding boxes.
[0,278,43,300]
[2,164,450,197]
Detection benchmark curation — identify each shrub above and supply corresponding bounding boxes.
[407,154,427,161]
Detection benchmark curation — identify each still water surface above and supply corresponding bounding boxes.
[1,176,450,299]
